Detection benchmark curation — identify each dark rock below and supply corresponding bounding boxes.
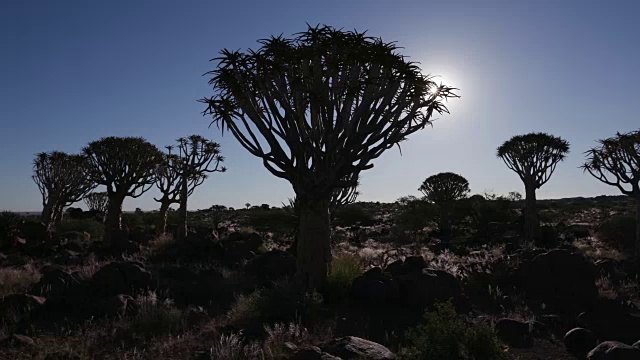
[1,334,35,347]
[578,298,640,344]
[351,267,400,305]
[320,336,396,359]
[111,230,140,254]
[0,294,46,317]
[44,351,82,360]
[99,294,135,317]
[587,341,640,360]
[564,328,597,359]
[292,346,341,360]
[31,265,81,301]
[515,249,598,313]
[223,231,263,262]
[158,266,225,306]
[397,268,467,310]
[91,261,153,296]
[495,318,533,348]
[245,250,296,285]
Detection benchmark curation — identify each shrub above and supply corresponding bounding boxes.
[209,333,264,360]
[228,280,323,327]
[126,292,187,338]
[400,300,506,360]
[596,214,636,252]
[245,209,296,234]
[325,253,363,302]
[333,204,376,227]
[56,218,104,240]
[0,264,40,297]
[0,211,20,249]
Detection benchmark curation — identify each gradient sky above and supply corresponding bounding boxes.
[1,0,639,211]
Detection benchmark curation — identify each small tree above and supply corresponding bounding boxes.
[168,135,225,240]
[497,133,569,242]
[32,151,95,231]
[84,191,108,221]
[83,137,162,241]
[583,130,640,258]
[201,25,457,289]
[419,172,470,244]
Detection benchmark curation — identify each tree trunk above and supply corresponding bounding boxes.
[158,201,170,234]
[635,197,640,259]
[104,194,125,242]
[54,204,64,226]
[177,176,189,241]
[296,195,332,290]
[41,201,55,228]
[524,184,539,243]
[439,205,452,246]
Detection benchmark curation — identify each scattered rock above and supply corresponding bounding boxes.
[587,341,640,360]
[320,336,396,359]
[564,328,597,359]
[495,318,533,348]
[91,261,154,296]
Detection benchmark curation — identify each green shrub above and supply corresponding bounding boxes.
[325,253,363,302]
[56,218,104,240]
[597,214,636,252]
[400,300,505,360]
[229,280,323,327]
[333,204,376,227]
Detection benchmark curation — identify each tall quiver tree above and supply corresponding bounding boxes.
[419,172,470,245]
[83,137,162,242]
[583,130,640,258]
[168,135,225,240]
[497,133,570,242]
[201,25,457,289]
[84,192,108,222]
[32,151,95,232]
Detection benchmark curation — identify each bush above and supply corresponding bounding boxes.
[333,204,376,227]
[126,292,187,338]
[56,218,104,240]
[325,253,363,302]
[244,208,296,234]
[0,211,20,249]
[400,300,505,360]
[597,214,636,252]
[209,333,264,360]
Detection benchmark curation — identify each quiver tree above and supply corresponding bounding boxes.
[583,130,640,258]
[167,135,225,240]
[83,137,162,242]
[32,151,96,231]
[201,25,457,289]
[497,133,570,242]
[419,172,470,244]
[84,192,108,221]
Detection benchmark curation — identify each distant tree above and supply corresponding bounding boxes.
[201,25,457,289]
[153,153,206,233]
[84,192,108,221]
[507,191,523,202]
[245,203,251,209]
[168,135,225,240]
[419,172,470,244]
[83,137,162,242]
[32,151,95,231]
[497,133,569,242]
[583,130,640,258]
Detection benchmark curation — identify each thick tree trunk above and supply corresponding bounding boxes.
[104,194,125,242]
[524,185,539,243]
[177,176,189,241]
[158,201,171,234]
[635,197,640,259]
[296,195,332,290]
[53,204,64,226]
[41,202,55,229]
[439,205,452,246]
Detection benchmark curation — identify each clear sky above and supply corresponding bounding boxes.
[1,0,639,212]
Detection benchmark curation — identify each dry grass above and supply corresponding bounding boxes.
[0,263,40,296]
[572,237,626,262]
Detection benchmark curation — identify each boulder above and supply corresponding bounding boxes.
[385,256,426,276]
[351,267,400,305]
[587,341,640,360]
[291,346,342,360]
[31,265,81,301]
[245,250,296,285]
[495,318,533,348]
[397,268,467,310]
[99,294,135,317]
[223,231,263,263]
[1,334,35,347]
[320,336,395,359]
[515,249,598,312]
[0,294,46,317]
[91,261,153,296]
[564,328,597,359]
[578,298,640,344]
[158,266,225,306]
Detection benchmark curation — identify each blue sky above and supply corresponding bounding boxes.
[1,0,639,211]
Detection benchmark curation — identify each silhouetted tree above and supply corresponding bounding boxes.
[419,172,470,244]
[245,203,251,209]
[201,25,457,288]
[32,151,95,231]
[497,133,569,242]
[83,137,162,242]
[84,191,108,221]
[168,135,225,240]
[583,130,640,258]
